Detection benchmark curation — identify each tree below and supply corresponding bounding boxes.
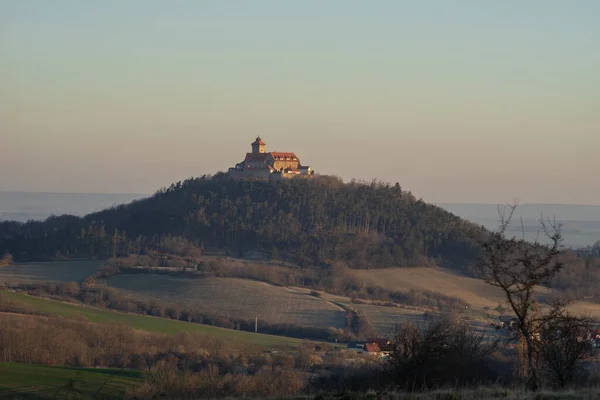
[0,253,12,267]
[538,315,593,388]
[477,203,588,391]
[388,318,497,389]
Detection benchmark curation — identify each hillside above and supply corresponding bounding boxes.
[0,362,141,399]
[103,265,600,335]
[107,275,347,329]
[0,290,306,348]
[0,175,484,271]
[352,267,600,321]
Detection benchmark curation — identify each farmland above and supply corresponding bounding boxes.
[356,267,507,310]
[7,260,600,338]
[0,291,306,348]
[353,267,600,320]
[107,275,347,329]
[0,260,104,285]
[0,362,141,399]
[288,288,428,335]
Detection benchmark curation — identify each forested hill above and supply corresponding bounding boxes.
[0,175,485,270]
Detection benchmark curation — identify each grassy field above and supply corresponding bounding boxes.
[0,260,104,285]
[8,260,600,338]
[107,275,347,329]
[0,362,140,399]
[357,267,508,310]
[353,267,600,320]
[0,291,305,348]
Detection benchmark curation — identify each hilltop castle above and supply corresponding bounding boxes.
[228,137,314,179]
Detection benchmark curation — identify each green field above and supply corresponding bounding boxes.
[1,291,305,348]
[0,362,140,399]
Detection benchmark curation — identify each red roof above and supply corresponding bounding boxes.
[368,338,391,348]
[251,136,266,146]
[269,152,298,161]
[364,343,381,353]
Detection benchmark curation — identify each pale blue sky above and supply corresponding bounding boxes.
[1,1,599,203]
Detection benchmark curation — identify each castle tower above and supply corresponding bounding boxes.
[251,136,266,154]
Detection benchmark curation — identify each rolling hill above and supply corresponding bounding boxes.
[0,175,484,271]
[107,275,347,329]
[353,267,600,322]
[2,175,599,342]
[0,290,307,348]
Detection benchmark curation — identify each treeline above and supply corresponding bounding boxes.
[0,175,484,271]
[550,250,600,302]
[578,240,600,259]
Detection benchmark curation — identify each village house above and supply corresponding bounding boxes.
[346,338,390,358]
[228,137,314,179]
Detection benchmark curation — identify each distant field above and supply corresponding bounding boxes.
[353,267,600,320]
[0,260,104,285]
[0,362,140,399]
[356,267,507,310]
[107,275,346,329]
[0,291,305,348]
[289,288,428,335]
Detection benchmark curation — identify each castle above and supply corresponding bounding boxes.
[228,137,314,179]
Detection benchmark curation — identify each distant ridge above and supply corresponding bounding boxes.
[437,203,600,248]
[438,202,600,207]
[0,192,148,222]
[0,190,148,196]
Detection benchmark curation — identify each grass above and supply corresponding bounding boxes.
[0,362,141,399]
[353,267,600,321]
[0,260,104,285]
[107,275,346,328]
[0,291,306,348]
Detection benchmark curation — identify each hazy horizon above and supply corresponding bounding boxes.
[2,1,598,204]
[1,189,599,207]
[2,191,598,248]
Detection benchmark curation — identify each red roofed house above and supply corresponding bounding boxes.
[229,137,314,179]
[364,343,381,353]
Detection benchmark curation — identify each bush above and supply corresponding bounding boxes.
[387,318,502,389]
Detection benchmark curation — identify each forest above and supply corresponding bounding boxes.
[0,174,484,271]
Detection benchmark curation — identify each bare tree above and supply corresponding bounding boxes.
[539,315,593,388]
[388,318,498,390]
[477,203,581,390]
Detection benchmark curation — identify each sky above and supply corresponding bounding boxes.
[1,0,599,204]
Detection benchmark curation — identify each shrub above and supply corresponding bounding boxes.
[387,318,501,389]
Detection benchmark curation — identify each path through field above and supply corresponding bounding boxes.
[107,275,346,329]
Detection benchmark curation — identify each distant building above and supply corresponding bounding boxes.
[367,337,392,351]
[364,343,382,353]
[228,137,314,179]
[496,315,518,330]
[346,340,388,357]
